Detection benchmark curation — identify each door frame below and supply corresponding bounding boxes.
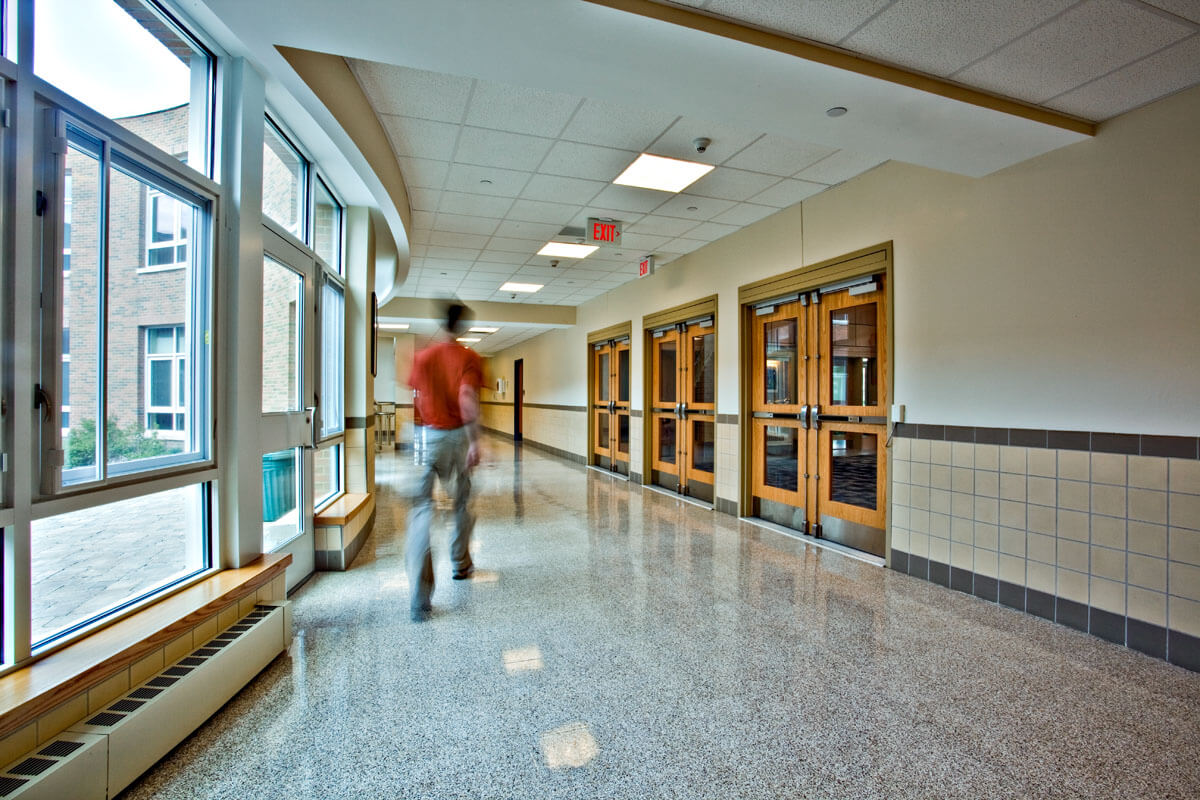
[641,296,717,498]
[513,358,523,441]
[586,321,632,471]
[738,243,894,558]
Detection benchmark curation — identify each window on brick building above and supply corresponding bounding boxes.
[145,325,186,436]
[313,175,342,274]
[263,117,305,239]
[144,190,189,269]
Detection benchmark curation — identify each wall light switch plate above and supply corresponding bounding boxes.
[891,404,905,423]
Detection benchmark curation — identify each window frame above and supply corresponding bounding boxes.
[262,114,308,241]
[311,171,344,276]
[144,324,187,439]
[37,103,218,500]
[142,189,190,272]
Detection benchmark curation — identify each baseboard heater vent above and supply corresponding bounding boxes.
[0,602,289,798]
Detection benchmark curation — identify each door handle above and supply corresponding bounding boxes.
[800,404,809,430]
[681,402,688,417]
[811,404,821,431]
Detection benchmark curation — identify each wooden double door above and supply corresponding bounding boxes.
[749,276,888,556]
[649,320,716,503]
[591,338,631,476]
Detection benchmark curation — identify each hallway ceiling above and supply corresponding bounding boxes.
[195,0,1200,354]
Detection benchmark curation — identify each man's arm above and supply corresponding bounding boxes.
[459,382,481,467]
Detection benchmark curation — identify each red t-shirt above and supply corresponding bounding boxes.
[409,340,483,430]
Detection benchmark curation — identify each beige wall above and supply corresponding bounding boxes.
[488,84,1200,446]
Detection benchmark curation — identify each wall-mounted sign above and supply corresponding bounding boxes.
[586,217,622,246]
[638,255,655,278]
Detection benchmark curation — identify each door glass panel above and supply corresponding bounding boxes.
[262,448,301,550]
[691,419,714,474]
[691,332,714,404]
[597,412,610,449]
[597,351,610,401]
[657,417,676,464]
[763,426,799,492]
[764,319,797,405]
[657,339,676,403]
[830,303,878,406]
[617,349,630,402]
[618,415,629,454]
[830,431,878,510]
[262,257,303,412]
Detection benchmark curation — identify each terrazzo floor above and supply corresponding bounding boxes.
[121,436,1200,799]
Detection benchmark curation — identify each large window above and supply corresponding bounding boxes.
[313,175,343,274]
[320,277,345,438]
[33,0,215,175]
[52,119,212,487]
[145,190,190,269]
[263,117,305,238]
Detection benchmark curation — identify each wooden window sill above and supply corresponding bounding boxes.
[314,492,371,526]
[0,553,291,740]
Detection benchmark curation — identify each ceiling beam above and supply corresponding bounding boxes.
[583,0,1096,137]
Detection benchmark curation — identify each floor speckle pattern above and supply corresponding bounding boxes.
[120,437,1200,799]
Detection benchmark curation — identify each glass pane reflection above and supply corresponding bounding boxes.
[764,319,797,405]
[830,303,877,406]
[657,340,676,403]
[763,426,798,492]
[691,420,714,473]
[597,352,610,401]
[597,412,610,449]
[617,415,629,454]
[830,430,878,510]
[617,349,630,402]
[657,417,676,465]
[691,332,714,404]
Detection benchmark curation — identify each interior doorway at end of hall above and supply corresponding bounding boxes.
[513,359,523,442]
[745,265,890,557]
[588,327,631,477]
[646,301,717,505]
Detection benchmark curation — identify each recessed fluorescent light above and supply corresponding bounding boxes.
[378,323,410,330]
[613,153,714,193]
[537,242,598,258]
[500,282,543,293]
[469,326,499,333]
[457,337,481,343]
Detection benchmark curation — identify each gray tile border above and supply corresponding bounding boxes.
[892,426,1198,459]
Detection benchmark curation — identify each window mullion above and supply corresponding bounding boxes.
[96,138,111,483]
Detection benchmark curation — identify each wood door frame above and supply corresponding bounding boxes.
[738,243,893,557]
[586,322,632,469]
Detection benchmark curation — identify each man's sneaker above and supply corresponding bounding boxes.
[452,566,473,580]
[411,602,432,622]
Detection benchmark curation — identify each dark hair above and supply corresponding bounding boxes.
[444,301,467,334]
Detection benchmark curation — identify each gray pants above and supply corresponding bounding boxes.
[406,426,474,612]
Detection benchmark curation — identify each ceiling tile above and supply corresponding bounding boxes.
[410,244,429,258]
[436,191,515,218]
[512,267,562,280]
[589,184,672,215]
[953,0,1194,104]
[647,117,761,164]
[652,193,738,219]
[423,257,477,272]
[506,199,583,225]
[398,157,450,189]
[559,98,679,150]
[540,141,640,181]
[465,80,581,137]
[349,61,472,122]
[409,230,431,247]
[1143,1,1200,24]
[710,202,779,227]
[472,260,522,273]
[407,187,442,213]
[723,135,838,176]
[683,221,741,242]
[411,210,436,231]
[443,162,531,197]
[519,174,608,205]
[433,213,502,236]
[494,219,563,240]
[1046,34,1200,120]
[702,0,892,43]
[615,231,673,251]
[454,126,555,172]
[428,231,491,249]
[487,236,543,254]
[424,246,482,261]
[747,178,826,207]
[476,251,532,268]
[687,167,782,201]
[793,150,885,184]
[566,207,645,230]
[627,215,698,237]
[379,116,459,161]
[659,237,709,255]
[844,0,1075,77]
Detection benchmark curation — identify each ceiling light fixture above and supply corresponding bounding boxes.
[537,242,597,259]
[613,153,714,193]
[457,337,481,343]
[500,282,543,293]
[378,323,410,330]
[469,326,499,333]
[826,106,848,117]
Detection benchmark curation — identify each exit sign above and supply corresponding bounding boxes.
[586,217,622,246]
[638,255,655,278]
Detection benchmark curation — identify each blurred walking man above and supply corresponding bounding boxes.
[405,301,483,622]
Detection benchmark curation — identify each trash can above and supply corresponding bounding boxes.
[262,450,296,522]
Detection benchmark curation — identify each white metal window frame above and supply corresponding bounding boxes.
[263,114,308,241]
[144,324,187,440]
[311,170,344,276]
[36,102,218,499]
[319,274,345,441]
[314,440,343,509]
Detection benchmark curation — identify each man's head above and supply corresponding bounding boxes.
[443,301,467,334]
